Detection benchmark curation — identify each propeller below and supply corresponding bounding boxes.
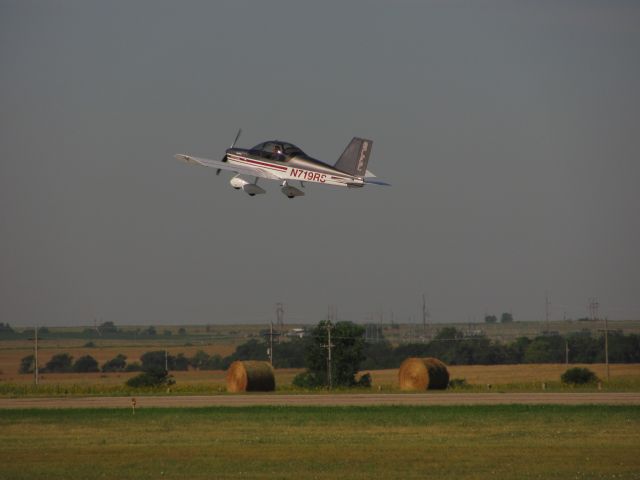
[218,128,242,175]
[230,128,242,148]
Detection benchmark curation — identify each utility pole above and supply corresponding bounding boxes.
[269,321,274,365]
[34,325,39,386]
[565,339,569,365]
[321,310,334,390]
[165,349,169,373]
[263,321,280,365]
[597,313,610,382]
[545,292,551,333]
[421,294,430,341]
[327,321,332,389]
[588,297,599,321]
[604,316,610,382]
[275,303,284,342]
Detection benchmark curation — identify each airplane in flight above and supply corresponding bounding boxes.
[175,130,389,198]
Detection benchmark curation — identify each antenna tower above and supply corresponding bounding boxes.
[422,294,430,338]
[276,303,284,329]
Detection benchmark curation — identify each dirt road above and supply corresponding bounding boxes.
[1,392,639,409]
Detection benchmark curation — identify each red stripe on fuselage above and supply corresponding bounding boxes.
[229,155,288,172]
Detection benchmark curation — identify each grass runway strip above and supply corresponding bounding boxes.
[1,405,639,479]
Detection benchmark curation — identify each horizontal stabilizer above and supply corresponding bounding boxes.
[364,178,391,186]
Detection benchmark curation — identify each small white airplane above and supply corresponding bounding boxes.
[175,130,389,198]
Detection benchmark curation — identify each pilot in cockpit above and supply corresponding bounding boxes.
[273,144,283,158]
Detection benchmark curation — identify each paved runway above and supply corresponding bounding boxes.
[1,392,639,409]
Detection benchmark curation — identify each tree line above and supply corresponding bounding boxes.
[18,325,640,376]
[2,322,189,340]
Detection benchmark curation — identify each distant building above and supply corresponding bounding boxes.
[286,328,306,339]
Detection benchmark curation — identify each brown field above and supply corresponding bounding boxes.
[0,341,236,378]
[2,335,639,390]
[2,362,639,390]
[368,363,640,386]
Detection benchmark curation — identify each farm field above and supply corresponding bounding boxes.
[0,364,640,394]
[0,340,237,378]
[2,364,639,398]
[0,405,638,479]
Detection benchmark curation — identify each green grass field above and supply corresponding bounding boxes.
[1,405,638,479]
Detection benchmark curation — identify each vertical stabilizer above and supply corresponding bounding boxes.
[334,137,373,177]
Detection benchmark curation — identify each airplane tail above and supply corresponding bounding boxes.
[334,137,373,177]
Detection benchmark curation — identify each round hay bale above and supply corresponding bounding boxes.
[226,361,275,392]
[398,357,450,390]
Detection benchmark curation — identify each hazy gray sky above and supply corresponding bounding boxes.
[1,1,639,326]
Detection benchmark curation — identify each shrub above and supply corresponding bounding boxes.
[125,362,142,372]
[292,371,321,388]
[356,373,372,388]
[126,367,175,388]
[19,354,35,374]
[561,367,598,385]
[448,378,469,389]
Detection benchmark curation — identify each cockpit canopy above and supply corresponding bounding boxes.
[249,141,305,157]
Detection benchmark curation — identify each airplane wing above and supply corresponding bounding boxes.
[174,154,280,180]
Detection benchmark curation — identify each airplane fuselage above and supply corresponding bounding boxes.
[225,148,364,188]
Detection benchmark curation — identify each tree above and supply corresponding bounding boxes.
[524,335,565,363]
[73,355,99,373]
[102,354,127,372]
[144,326,157,336]
[178,327,187,336]
[221,339,268,369]
[44,353,74,373]
[140,351,169,371]
[173,353,189,371]
[566,332,602,363]
[608,332,640,363]
[434,327,463,341]
[361,339,395,370]
[273,338,307,368]
[296,320,366,388]
[500,312,514,323]
[189,350,211,370]
[98,321,118,334]
[484,315,498,324]
[506,337,532,363]
[19,354,35,374]
[0,322,15,335]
